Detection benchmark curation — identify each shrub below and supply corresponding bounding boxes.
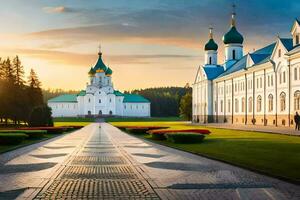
[166,133,205,144]
[0,133,28,145]
[23,130,46,139]
[150,132,167,140]
[125,128,149,134]
[28,105,53,127]
[148,129,211,135]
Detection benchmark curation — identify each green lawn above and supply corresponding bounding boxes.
[0,133,60,153]
[53,117,95,122]
[110,121,300,183]
[105,117,184,122]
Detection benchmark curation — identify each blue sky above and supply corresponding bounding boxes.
[0,0,299,90]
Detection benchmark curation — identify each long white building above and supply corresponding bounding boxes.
[193,9,300,127]
[48,50,151,117]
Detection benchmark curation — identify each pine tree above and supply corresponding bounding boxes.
[28,69,41,88]
[13,56,25,86]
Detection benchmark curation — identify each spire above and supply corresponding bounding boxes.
[231,4,236,27]
[209,26,213,39]
[98,44,102,56]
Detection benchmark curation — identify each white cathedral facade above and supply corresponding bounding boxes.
[48,50,151,117]
[193,9,300,127]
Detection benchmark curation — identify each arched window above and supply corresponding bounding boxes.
[99,77,102,82]
[232,50,236,60]
[241,97,245,112]
[268,94,273,112]
[283,71,286,83]
[278,49,281,57]
[248,97,253,112]
[99,99,101,103]
[294,91,300,110]
[88,98,91,103]
[109,111,113,115]
[235,99,239,113]
[257,95,262,112]
[295,68,298,80]
[296,35,299,45]
[87,111,91,116]
[209,57,212,65]
[99,110,102,115]
[280,92,286,111]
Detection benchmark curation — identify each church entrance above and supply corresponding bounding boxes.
[87,111,91,116]
[109,111,113,115]
[99,110,102,115]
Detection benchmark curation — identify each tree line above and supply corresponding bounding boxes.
[0,56,45,125]
[129,86,192,118]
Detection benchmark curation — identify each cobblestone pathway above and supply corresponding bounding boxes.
[29,124,159,200]
[1,123,300,200]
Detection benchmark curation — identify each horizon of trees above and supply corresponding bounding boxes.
[0,56,44,125]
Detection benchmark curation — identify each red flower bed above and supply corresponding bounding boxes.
[116,126,168,130]
[148,129,211,135]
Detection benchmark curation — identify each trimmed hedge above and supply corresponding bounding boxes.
[0,133,28,145]
[19,127,67,134]
[150,132,167,140]
[24,130,46,139]
[166,133,205,144]
[148,129,211,135]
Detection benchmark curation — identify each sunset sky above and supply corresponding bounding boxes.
[1,0,299,91]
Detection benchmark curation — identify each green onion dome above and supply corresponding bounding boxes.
[105,67,113,76]
[223,26,244,44]
[94,52,108,73]
[205,38,218,51]
[88,67,96,76]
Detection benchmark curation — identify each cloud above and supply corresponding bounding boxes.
[43,6,72,14]
[1,48,198,67]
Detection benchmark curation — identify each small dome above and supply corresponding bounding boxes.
[205,39,218,51]
[105,67,113,76]
[223,26,244,44]
[88,67,96,76]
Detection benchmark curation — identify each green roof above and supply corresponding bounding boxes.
[123,94,150,103]
[48,94,77,103]
[223,26,244,45]
[77,90,86,96]
[93,53,108,72]
[205,38,218,51]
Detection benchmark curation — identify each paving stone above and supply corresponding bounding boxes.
[71,156,127,165]
[35,179,160,199]
[60,165,138,179]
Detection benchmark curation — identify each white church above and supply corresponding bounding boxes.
[193,6,300,127]
[48,50,151,117]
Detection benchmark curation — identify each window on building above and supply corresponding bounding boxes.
[248,97,253,112]
[242,97,245,112]
[232,50,236,60]
[88,98,91,103]
[257,95,262,112]
[99,77,102,82]
[99,99,101,103]
[235,99,239,113]
[257,78,259,89]
[268,94,273,112]
[279,73,282,84]
[280,92,286,111]
[228,100,231,112]
[209,57,212,65]
[124,105,126,109]
[260,77,262,88]
[295,68,298,80]
[220,100,223,112]
[294,91,300,110]
[296,35,299,45]
[278,49,281,57]
[271,75,273,86]
[109,98,112,103]
[283,71,286,83]
[268,76,270,87]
